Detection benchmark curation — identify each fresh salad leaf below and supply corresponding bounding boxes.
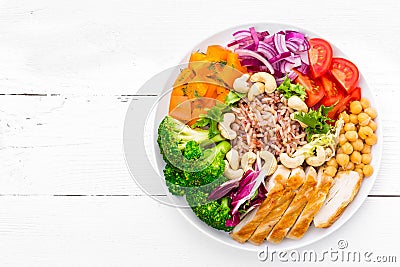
[294,104,334,141]
[277,76,307,100]
[225,90,246,106]
[191,102,229,138]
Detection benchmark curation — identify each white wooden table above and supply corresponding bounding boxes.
[1,0,399,266]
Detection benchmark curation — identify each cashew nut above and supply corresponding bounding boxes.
[280,153,305,169]
[224,160,244,180]
[250,72,277,93]
[259,150,278,175]
[241,151,257,171]
[290,113,307,128]
[233,74,251,93]
[305,146,326,167]
[226,149,240,170]
[247,82,265,101]
[288,96,308,113]
[218,113,237,140]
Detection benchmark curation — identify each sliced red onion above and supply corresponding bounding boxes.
[229,27,310,81]
[235,49,274,74]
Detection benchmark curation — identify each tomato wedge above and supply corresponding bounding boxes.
[308,38,333,78]
[328,87,361,120]
[294,70,325,107]
[330,58,359,92]
[319,74,345,107]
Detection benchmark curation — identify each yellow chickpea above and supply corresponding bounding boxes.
[357,112,371,126]
[365,134,377,146]
[326,158,338,169]
[336,153,350,167]
[345,131,358,142]
[345,161,355,170]
[361,153,372,164]
[341,142,354,155]
[349,114,359,124]
[361,145,371,154]
[360,98,370,109]
[339,134,347,146]
[344,123,356,132]
[337,147,344,154]
[350,151,362,164]
[351,139,364,151]
[364,107,377,119]
[350,101,362,114]
[358,126,373,139]
[368,120,377,132]
[355,168,364,179]
[341,112,350,123]
[355,163,365,170]
[325,166,337,177]
[363,165,374,177]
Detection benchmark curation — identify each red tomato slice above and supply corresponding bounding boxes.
[328,87,361,120]
[308,38,333,78]
[319,74,345,107]
[294,70,325,107]
[330,58,359,92]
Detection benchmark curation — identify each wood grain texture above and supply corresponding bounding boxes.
[0,0,399,265]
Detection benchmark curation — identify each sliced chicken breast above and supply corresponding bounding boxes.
[248,167,307,245]
[230,165,290,243]
[313,171,362,228]
[274,168,332,243]
[287,168,333,239]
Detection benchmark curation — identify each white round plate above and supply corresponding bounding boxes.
[155,22,383,252]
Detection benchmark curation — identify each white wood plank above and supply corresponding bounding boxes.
[0,0,398,95]
[1,95,398,195]
[0,196,398,266]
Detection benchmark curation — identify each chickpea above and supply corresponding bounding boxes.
[363,164,374,177]
[361,145,371,154]
[326,158,338,168]
[350,101,362,114]
[349,114,359,124]
[365,133,377,146]
[355,168,364,179]
[344,123,356,132]
[364,107,377,119]
[337,147,344,154]
[350,151,362,164]
[340,127,345,134]
[345,131,358,142]
[368,120,377,132]
[341,112,350,123]
[360,98,370,109]
[361,153,372,164]
[355,163,365,170]
[351,139,364,151]
[325,166,337,177]
[345,161,355,170]
[341,142,354,155]
[358,126,373,139]
[339,134,347,146]
[336,153,350,167]
[357,112,371,126]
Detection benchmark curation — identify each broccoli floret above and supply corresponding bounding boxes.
[157,116,224,159]
[183,141,231,186]
[163,140,231,195]
[186,182,233,232]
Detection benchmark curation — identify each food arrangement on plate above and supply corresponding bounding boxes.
[156,26,378,245]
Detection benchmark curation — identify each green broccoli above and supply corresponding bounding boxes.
[186,181,233,232]
[163,140,231,195]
